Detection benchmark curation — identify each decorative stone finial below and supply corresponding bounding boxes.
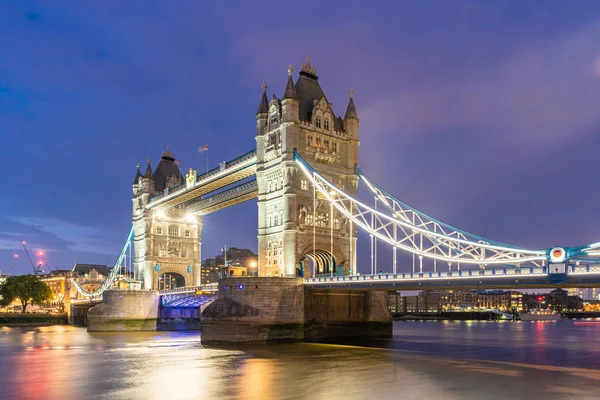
[136,162,140,169]
[147,156,151,164]
[301,55,316,75]
[162,145,175,160]
[349,87,354,99]
[288,64,294,77]
[261,81,268,91]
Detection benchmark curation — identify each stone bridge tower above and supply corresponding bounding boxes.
[132,148,202,290]
[256,58,359,278]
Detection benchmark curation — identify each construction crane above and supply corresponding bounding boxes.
[37,250,54,272]
[20,241,44,275]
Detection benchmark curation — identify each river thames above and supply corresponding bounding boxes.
[1,320,600,399]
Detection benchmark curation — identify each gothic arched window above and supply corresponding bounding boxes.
[324,119,330,130]
[316,117,322,128]
[168,225,179,236]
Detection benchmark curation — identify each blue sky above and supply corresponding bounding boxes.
[1,1,600,275]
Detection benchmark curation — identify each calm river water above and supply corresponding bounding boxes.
[1,320,600,400]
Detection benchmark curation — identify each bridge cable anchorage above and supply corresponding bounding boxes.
[293,150,548,267]
[72,227,134,298]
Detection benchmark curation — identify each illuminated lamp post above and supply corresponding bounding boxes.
[249,261,257,277]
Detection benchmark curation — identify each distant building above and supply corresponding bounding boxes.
[72,263,111,297]
[201,259,219,284]
[39,269,74,310]
[389,290,525,313]
[203,248,258,282]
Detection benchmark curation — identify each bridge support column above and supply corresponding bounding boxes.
[200,278,392,344]
[87,290,160,331]
[304,289,392,340]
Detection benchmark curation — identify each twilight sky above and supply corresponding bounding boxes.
[1,1,600,276]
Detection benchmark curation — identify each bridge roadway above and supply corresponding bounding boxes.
[304,265,600,290]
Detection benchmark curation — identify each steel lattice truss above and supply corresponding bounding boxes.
[73,227,134,297]
[295,151,547,267]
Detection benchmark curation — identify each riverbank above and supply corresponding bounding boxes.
[393,311,514,321]
[0,313,68,326]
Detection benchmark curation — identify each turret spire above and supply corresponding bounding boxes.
[344,88,358,120]
[144,157,153,178]
[256,81,268,115]
[133,162,142,185]
[283,64,298,100]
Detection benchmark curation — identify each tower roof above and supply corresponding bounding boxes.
[133,163,142,185]
[344,88,358,120]
[153,146,183,192]
[283,65,298,100]
[294,56,344,131]
[256,81,268,115]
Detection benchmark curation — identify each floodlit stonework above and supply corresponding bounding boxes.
[132,57,359,286]
[255,58,359,278]
[132,149,201,290]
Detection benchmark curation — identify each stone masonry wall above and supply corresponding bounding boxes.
[87,290,159,331]
[201,277,305,344]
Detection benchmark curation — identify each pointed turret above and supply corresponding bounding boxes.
[283,65,298,100]
[282,64,299,123]
[144,157,153,178]
[133,163,142,185]
[256,81,268,115]
[343,88,359,140]
[344,88,359,121]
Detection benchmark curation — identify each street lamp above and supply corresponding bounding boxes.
[249,261,257,277]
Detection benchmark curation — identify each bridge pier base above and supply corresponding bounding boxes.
[200,278,392,344]
[87,290,160,331]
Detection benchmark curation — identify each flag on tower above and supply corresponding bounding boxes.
[199,144,209,152]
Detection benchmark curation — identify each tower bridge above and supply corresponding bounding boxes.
[77,57,600,342]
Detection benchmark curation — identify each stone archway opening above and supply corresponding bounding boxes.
[301,250,337,278]
[158,272,186,291]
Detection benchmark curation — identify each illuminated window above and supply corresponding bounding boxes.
[334,217,340,230]
[316,212,329,227]
[316,117,321,128]
[316,138,321,147]
[155,227,162,235]
[159,249,167,257]
[306,213,313,225]
[301,179,308,191]
[324,140,329,150]
[324,119,329,130]
[168,226,179,236]
[307,135,313,146]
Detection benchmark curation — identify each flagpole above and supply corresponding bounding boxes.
[206,149,208,174]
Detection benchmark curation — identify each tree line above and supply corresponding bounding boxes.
[0,275,53,312]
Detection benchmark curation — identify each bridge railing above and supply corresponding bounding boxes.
[159,283,219,295]
[304,264,600,284]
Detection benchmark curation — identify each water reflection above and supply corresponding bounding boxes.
[0,322,600,399]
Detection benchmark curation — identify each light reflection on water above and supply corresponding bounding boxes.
[1,321,600,400]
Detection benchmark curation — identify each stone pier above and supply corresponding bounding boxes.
[87,290,160,331]
[200,277,392,344]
